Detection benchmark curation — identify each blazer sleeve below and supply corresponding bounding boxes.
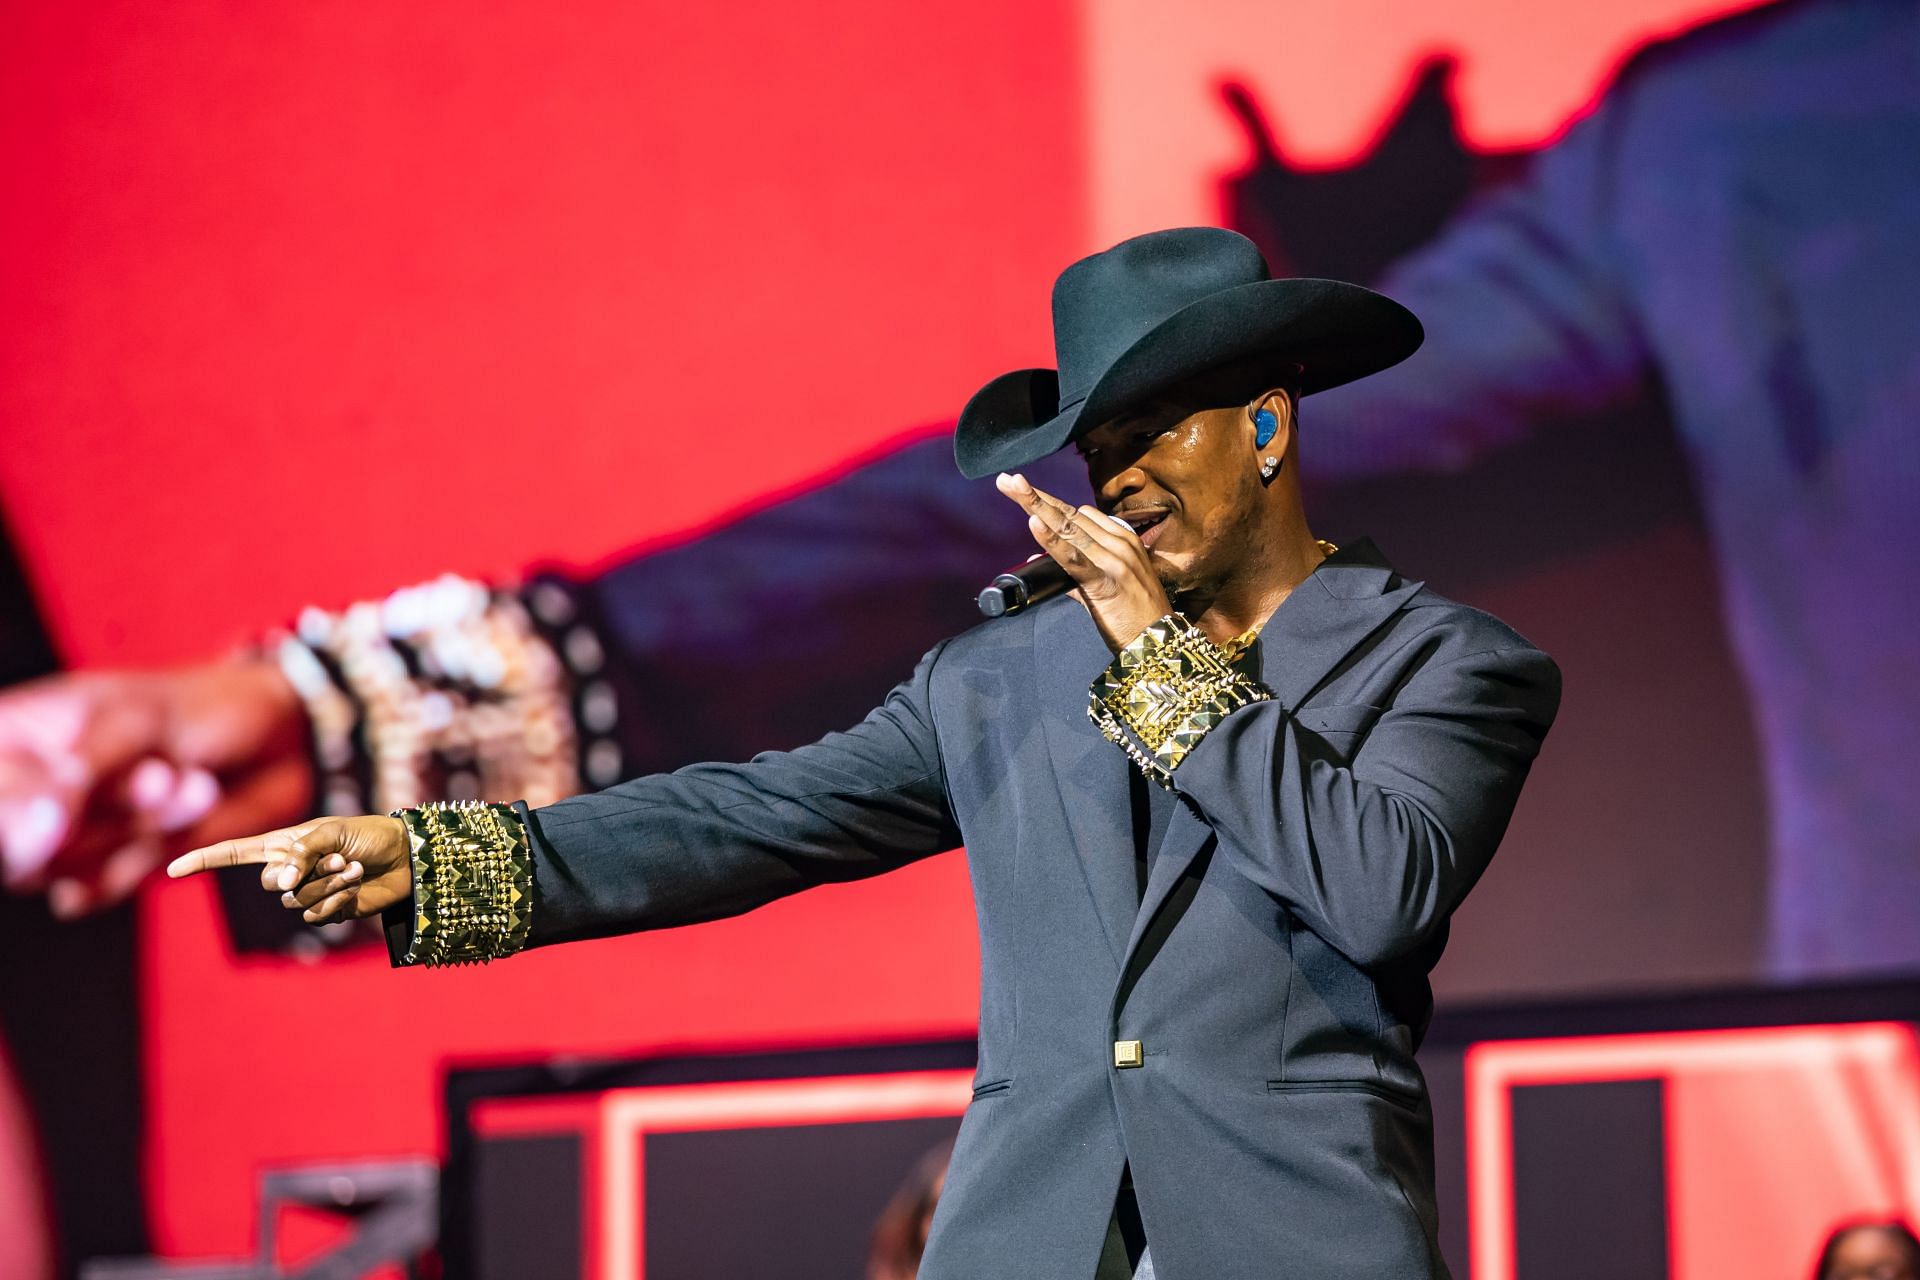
[1168,644,1562,969]
[515,640,962,949]
[1305,88,1651,482]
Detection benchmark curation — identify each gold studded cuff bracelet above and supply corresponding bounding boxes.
[390,800,535,968]
[1088,613,1273,787]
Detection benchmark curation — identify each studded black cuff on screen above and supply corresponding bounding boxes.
[272,575,583,817]
[518,572,628,791]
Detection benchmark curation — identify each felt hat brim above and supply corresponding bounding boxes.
[954,277,1422,480]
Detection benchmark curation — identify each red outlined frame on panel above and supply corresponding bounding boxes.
[473,1067,976,1280]
[1464,1023,1920,1280]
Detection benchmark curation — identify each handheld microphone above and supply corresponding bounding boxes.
[977,556,1072,618]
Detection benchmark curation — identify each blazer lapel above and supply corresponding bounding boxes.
[1035,601,1139,970]
[1121,537,1425,966]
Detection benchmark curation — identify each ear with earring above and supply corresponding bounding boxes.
[1253,406,1281,481]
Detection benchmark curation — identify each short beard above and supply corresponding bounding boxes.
[1158,560,1231,617]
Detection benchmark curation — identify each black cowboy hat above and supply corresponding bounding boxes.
[953,227,1423,479]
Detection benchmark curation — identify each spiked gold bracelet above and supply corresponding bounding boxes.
[1088,613,1273,786]
[390,800,534,967]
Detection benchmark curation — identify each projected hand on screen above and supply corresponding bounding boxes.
[166,814,410,925]
[0,657,312,917]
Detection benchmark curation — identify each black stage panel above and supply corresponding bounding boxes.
[644,1116,959,1276]
[1511,1078,1669,1280]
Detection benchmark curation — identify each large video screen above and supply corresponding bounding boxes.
[3,0,1914,1271]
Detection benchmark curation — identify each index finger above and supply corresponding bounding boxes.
[994,473,1084,528]
[166,825,305,879]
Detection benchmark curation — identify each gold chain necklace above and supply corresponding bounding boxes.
[1218,539,1339,660]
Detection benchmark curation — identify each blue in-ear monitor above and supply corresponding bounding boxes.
[1254,408,1279,448]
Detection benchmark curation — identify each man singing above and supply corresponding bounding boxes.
[170,227,1560,1279]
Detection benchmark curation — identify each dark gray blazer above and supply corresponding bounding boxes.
[518,537,1560,1279]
